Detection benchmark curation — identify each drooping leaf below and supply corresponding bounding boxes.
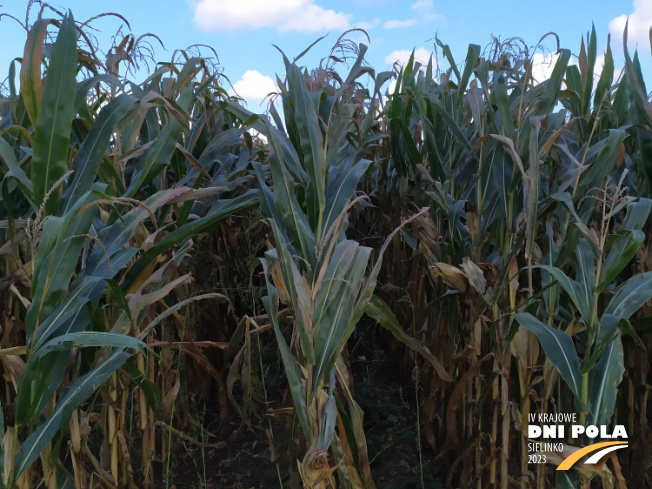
[596,230,645,292]
[260,258,312,443]
[14,349,131,478]
[365,295,452,381]
[605,272,652,319]
[532,265,592,326]
[514,312,583,406]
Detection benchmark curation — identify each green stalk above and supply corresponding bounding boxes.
[475,117,485,262]
[581,188,608,426]
[501,370,510,489]
[413,352,425,489]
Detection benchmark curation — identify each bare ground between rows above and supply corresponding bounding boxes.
[169,326,445,489]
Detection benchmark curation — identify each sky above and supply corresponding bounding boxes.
[0,0,650,112]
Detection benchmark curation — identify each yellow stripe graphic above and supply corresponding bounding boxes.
[557,441,628,470]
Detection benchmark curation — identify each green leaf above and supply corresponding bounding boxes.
[581,25,597,116]
[390,118,422,169]
[623,22,652,126]
[26,187,103,342]
[594,39,614,112]
[287,64,325,224]
[588,336,624,428]
[30,276,105,349]
[312,240,371,393]
[575,239,596,327]
[316,369,337,452]
[514,313,583,406]
[596,230,645,292]
[424,93,472,150]
[62,94,136,213]
[536,49,571,116]
[321,159,372,238]
[105,279,133,322]
[525,116,541,261]
[579,129,626,196]
[15,276,105,425]
[122,190,259,287]
[87,187,197,275]
[74,74,122,112]
[605,272,652,319]
[457,44,480,104]
[494,73,515,139]
[365,295,452,381]
[223,102,307,183]
[31,13,77,216]
[20,18,52,127]
[532,265,592,326]
[583,314,625,372]
[266,133,317,269]
[260,258,312,444]
[0,136,34,199]
[15,351,70,426]
[32,332,148,361]
[122,359,161,409]
[267,221,315,366]
[125,88,192,197]
[598,198,651,292]
[14,349,131,478]
[551,192,595,245]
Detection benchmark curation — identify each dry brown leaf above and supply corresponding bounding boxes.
[430,262,468,293]
[461,257,487,296]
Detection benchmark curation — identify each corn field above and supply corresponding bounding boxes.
[0,5,651,489]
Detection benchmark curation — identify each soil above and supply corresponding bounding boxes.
[169,324,445,489]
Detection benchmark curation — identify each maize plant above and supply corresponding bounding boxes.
[0,8,258,488]
[1,4,651,489]
[224,42,446,488]
[359,24,652,489]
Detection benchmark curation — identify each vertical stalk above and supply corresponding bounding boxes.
[520,384,530,489]
[490,375,498,486]
[109,373,119,486]
[501,370,510,489]
[413,352,425,489]
[148,344,156,485]
[70,410,83,489]
[475,118,485,263]
[120,388,129,487]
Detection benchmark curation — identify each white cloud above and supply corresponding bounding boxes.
[411,0,443,22]
[231,70,277,106]
[383,18,417,29]
[357,18,381,30]
[383,0,443,29]
[385,47,434,68]
[387,78,397,95]
[531,52,560,83]
[594,54,606,79]
[609,0,652,50]
[531,52,607,94]
[193,0,351,33]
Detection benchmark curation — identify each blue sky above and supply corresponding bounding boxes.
[0,0,650,111]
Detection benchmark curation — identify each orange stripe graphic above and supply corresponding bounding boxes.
[557,441,628,470]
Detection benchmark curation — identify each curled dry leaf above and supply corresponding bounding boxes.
[298,446,336,489]
[461,257,487,296]
[430,262,468,293]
